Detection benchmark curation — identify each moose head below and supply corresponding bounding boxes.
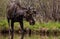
[24,7,36,25]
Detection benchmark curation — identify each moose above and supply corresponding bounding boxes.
[7,0,36,39]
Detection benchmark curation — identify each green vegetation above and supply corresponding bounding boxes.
[0,19,60,31]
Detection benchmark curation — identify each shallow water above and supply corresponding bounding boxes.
[0,33,60,39]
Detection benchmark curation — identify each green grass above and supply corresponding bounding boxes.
[0,19,8,30]
[0,19,60,31]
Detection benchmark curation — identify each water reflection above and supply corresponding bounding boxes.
[11,32,14,39]
[0,33,60,39]
[20,32,25,39]
[10,32,25,39]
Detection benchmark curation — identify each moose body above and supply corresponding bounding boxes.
[7,0,36,39]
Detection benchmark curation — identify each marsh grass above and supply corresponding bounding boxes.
[0,19,60,31]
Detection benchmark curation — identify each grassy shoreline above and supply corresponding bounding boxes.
[0,19,60,35]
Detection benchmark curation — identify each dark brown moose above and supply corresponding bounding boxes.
[7,0,36,39]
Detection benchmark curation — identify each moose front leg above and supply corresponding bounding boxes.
[11,20,14,39]
[7,18,11,39]
[19,20,24,33]
[19,20,25,39]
